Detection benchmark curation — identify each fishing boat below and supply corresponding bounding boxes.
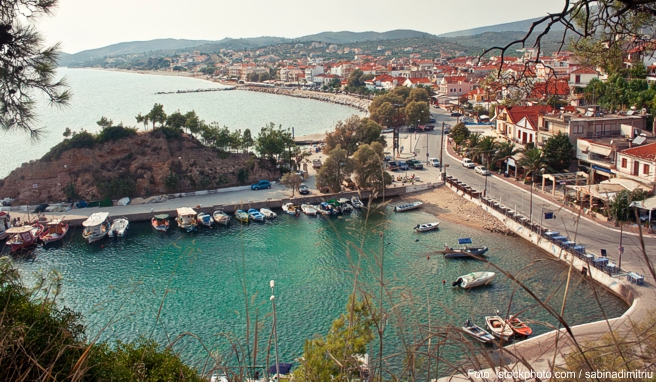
[108,217,130,238]
[452,272,495,289]
[462,318,495,344]
[176,207,198,232]
[39,219,69,244]
[337,198,354,212]
[301,204,318,216]
[319,202,339,215]
[260,208,277,219]
[326,199,343,213]
[248,208,266,222]
[235,210,249,223]
[414,222,440,232]
[82,212,110,244]
[6,224,44,252]
[350,196,365,209]
[212,210,231,225]
[442,238,489,258]
[151,214,170,232]
[485,316,514,341]
[507,315,533,337]
[393,201,422,212]
[0,211,12,240]
[197,212,214,227]
[282,203,300,216]
[316,205,332,215]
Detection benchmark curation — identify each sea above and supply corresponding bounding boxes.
[7,69,627,376]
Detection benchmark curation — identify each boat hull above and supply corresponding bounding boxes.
[485,316,514,341]
[453,272,495,289]
[414,222,439,232]
[462,320,495,344]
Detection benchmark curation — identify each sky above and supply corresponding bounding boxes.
[38,0,567,54]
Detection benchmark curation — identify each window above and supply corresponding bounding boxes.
[603,124,612,136]
[644,164,650,175]
[575,74,581,84]
[621,158,627,168]
[573,125,583,134]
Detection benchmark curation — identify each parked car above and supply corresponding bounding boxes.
[475,166,491,176]
[428,158,440,167]
[312,159,322,169]
[461,158,476,168]
[384,152,392,162]
[387,161,400,171]
[299,184,310,195]
[1,197,14,206]
[450,112,463,117]
[342,178,356,190]
[251,180,272,190]
[406,159,424,169]
[443,125,451,134]
[429,116,436,123]
[398,161,409,171]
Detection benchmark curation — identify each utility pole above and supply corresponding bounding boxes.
[440,122,445,176]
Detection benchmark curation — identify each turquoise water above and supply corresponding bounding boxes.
[13,205,627,371]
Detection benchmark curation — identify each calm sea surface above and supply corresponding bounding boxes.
[1,68,362,177]
[15,206,627,372]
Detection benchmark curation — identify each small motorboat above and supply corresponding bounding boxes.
[301,204,317,216]
[260,208,277,219]
[108,217,129,238]
[248,208,266,222]
[462,318,495,344]
[442,238,489,259]
[350,196,365,209]
[485,316,514,341]
[39,219,69,245]
[282,203,300,216]
[414,222,440,232]
[235,210,249,223]
[319,202,339,215]
[212,210,230,225]
[507,315,533,337]
[326,199,343,213]
[394,201,422,212]
[6,223,44,252]
[197,212,214,227]
[316,205,331,215]
[338,198,354,212]
[152,214,170,232]
[82,212,110,244]
[176,207,198,232]
[452,271,495,289]
[0,211,12,240]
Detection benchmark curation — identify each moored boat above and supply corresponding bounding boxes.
[507,315,532,337]
[260,208,277,219]
[176,207,198,232]
[248,208,266,222]
[350,196,365,209]
[6,223,44,252]
[282,203,300,216]
[337,198,354,212]
[462,318,495,344]
[319,202,338,215]
[197,212,214,227]
[0,211,13,240]
[301,204,317,216]
[39,219,69,244]
[394,201,422,212]
[452,271,495,289]
[108,217,130,238]
[442,238,489,259]
[235,210,249,223]
[152,214,170,232]
[212,210,231,225]
[414,222,440,232]
[82,212,110,244]
[485,316,514,341]
[326,199,343,213]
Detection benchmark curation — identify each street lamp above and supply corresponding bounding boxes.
[270,280,281,380]
[529,168,545,222]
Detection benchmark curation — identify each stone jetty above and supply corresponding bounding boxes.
[238,86,371,112]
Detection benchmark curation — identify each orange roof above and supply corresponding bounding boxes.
[570,67,598,75]
[531,79,570,97]
[500,105,554,126]
[620,141,656,162]
[407,77,431,84]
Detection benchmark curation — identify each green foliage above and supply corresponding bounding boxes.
[165,171,179,191]
[160,125,182,139]
[348,68,365,88]
[281,172,303,196]
[449,122,470,150]
[63,127,72,138]
[216,173,230,186]
[607,189,649,226]
[166,111,187,129]
[518,147,550,181]
[404,101,430,126]
[316,145,353,193]
[474,136,497,168]
[96,173,136,199]
[96,125,138,144]
[242,128,254,152]
[147,103,167,130]
[63,182,79,201]
[42,130,97,161]
[97,116,113,128]
[583,75,656,113]
[324,115,385,156]
[237,168,250,184]
[542,132,575,172]
[255,122,294,160]
[352,142,391,190]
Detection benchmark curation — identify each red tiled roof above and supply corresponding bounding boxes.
[500,105,554,126]
[530,79,570,98]
[407,77,431,84]
[570,67,598,75]
[620,141,656,162]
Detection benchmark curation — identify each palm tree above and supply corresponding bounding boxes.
[493,141,521,173]
[466,133,482,159]
[475,136,497,169]
[518,147,551,221]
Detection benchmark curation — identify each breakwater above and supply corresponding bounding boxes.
[155,87,235,95]
[238,86,371,112]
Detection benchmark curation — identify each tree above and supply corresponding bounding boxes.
[280,172,303,197]
[166,111,186,130]
[147,103,167,129]
[1,0,71,139]
[475,136,497,169]
[369,102,395,127]
[229,129,242,152]
[62,127,72,138]
[607,188,649,269]
[518,147,549,181]
[368,93,404,127]
[407,87,430,103]
[404,101,430,127]
[449,122,470,150]
[242,128,254,153]
[324,115,384,156]
[465,132,482,158]
[348,69,365,88]
[493,141,520,170]
[542,132,575,172]
[184,110,202,135]
[351,142,392,191]
[136,112,150,131]
[316,145,353,193]
[255,122,289,160]
[96,116,113,129]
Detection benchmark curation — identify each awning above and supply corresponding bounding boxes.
[176,207,197,216]
[578,140,590,153]
[82,212,109,227]
[588,144,612,157]
[630,195,656,211]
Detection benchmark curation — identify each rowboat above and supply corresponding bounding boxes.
[350,196,365,209]
[301,204,317,216]
[212,210,231,225]
[248,208,266,222]
[507,315,532,337]
[176,207,198,232]
[260,208,277,219]
[462,318,495,344]
[414,222,440,232]
[39,219,69,244]
[442,238,489,259]
[108,217,130,238]
[235,210,249,223]
[82,212,110,244]
[152,214,170,232]
[197,212,214,227]
[394,201,422,212]
[6,224,44,251]
[452,271,495,289]
[485,316,514,341]
[282,203,300,216]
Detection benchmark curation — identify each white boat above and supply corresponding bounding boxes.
[338,198,354,212]
[414,222,440,232]
[462,318,495,344]
[301,204,318,216]
[282,203,300,216]
[260,208,277,219]
[452,271,495,289]
[82,212,110,244]
[176,207,198,232]
[248,208,266,222]
[197,212,214,227]
[212,210,231,225]
[350,196,365,209]
[442,238,489,258]
[0,211,12,240]
[485,316,514,341]
[394,201,422,212]
[152,214,170,232]
[316,205,332,215]
[108,217,130,238]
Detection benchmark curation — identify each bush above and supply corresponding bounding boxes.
[160,126,182,139]
[165,171,179,191]
[237,168,249,184]
[96,174,136,199]
[96,125,138,144]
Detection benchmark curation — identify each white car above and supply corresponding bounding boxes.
[461,158,476,168]
[1,197,14,206]
[428,157,440,167]
[475,166,491,176]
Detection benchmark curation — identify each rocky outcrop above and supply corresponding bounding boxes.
[0,131,279,204]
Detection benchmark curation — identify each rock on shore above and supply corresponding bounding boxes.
[238,86,372,112]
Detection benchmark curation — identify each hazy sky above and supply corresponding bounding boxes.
[38,0,566,54]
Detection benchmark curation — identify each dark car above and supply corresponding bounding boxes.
[299,184,310,195]
[251,180,271,190]
[450,112,463,117]
[387,161,400,171]
[406,159,424,169]
[398,161,409,171]
[429,117,436,123]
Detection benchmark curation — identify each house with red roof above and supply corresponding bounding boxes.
[403,77,432,88]
[495,105,554,147]
[438,76,472,96]
[529,79,570,100]
[569,67,599,87]
[616,141,656,190]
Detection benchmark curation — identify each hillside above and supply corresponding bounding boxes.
[0,131,278,205]
[297,29,434,44]
[438,16,567,38]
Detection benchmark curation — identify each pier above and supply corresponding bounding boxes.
[155,87,234,95]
